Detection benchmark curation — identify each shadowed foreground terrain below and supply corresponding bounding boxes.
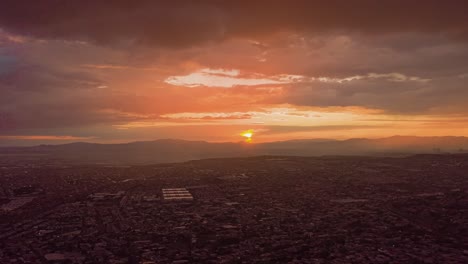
[1,154,467,263]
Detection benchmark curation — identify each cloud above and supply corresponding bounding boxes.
[161,112,253,120]
[165,68,285,87]
[279,76,468,114]
[0,135,94,140]
[166,67,431,88]
[0,1,467,48]
[1,1,468,145]
[0,54,16,75]
[0,57,117,131]
[262,125,386,134]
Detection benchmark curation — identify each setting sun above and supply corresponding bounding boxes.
[241,129,254,143]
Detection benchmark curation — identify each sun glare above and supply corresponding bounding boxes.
[241,129,254,143]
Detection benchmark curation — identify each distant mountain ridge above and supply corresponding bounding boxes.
[1,136,468,165]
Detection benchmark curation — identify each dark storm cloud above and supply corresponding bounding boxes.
[0,54,16,75]
[281,76,468,114]
[0,62,116,131]
[0,0,467,48]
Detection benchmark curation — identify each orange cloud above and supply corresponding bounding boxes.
[0,135,95,140]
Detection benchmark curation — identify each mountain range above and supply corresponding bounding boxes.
[1,136,468,165]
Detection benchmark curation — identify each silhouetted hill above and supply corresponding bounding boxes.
[1,136,468,165]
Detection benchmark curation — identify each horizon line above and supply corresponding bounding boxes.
[2,135,468,148]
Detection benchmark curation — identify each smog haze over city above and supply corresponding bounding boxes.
[0,1,468,263]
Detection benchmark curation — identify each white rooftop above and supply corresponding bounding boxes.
[162,188,193,201]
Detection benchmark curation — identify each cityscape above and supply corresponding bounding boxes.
[1,154,467,263]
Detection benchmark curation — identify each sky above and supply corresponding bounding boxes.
[1,0,468,146]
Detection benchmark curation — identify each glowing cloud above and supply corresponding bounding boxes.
[165,68,431,88]
[165,68,286,88]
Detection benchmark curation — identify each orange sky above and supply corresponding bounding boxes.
[1,1,468,146]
